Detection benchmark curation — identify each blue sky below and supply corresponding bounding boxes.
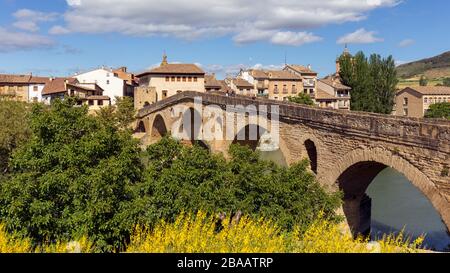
[0,0,449,79]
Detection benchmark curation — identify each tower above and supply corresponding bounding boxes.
[161,51,168,66]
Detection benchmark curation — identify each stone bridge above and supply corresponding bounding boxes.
[135,91,450,234]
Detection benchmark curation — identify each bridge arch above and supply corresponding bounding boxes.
[232,124,266,151]
[150,114,168,140]
[327,147,450,235]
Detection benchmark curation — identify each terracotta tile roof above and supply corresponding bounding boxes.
[232,78,254,88]
[286,64,317,75]
[402,86,450,96]
[42,78,78,95]
[205,74,222,88]
[0,74,49,84]
[138,63,205,76]
[267,70,302,80]
[218,80,233,93]
[250,69,269,79]
[320,76,351,90]
[315,88,338,100]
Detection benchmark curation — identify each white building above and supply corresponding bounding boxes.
[75,68,130,105]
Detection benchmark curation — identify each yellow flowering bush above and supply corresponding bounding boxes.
[126,211,287,253]
[0,223,31,253]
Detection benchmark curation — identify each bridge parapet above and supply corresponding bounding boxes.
[137,91,450,153]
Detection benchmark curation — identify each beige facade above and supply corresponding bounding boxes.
[283,65,318,96]
[395,87,450,118]
[0,74,49,102]
[316,76,351,110]
[134,86,157,109]
[136,55,205,106]
[225,78,256,96]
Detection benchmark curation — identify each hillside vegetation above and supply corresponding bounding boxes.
[396,51,450,83]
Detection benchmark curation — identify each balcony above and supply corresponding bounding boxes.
[257,93,268,98]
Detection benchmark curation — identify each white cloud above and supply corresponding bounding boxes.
[49,25,71,35]
[398,39,414,47]
[13,9,59,33]
[50,0,398,45]
[13,9,59,22]
[13,21,39,32]
[337,28,383,44]
[0,27,55,52]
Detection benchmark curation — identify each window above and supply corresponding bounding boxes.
[304,89,308,94]
[98,100,103,106]
[162,90,168,99]
[89,100,94,106]
[403,108,408,116]
[107,80,110,85]
[177,77,181,82]
[194,77,198,82]
[165,76,170,82]
[274,85,279,93]
[33,86,38,92]
[182,77,186,82]
[403,97,408,106]
[188,77,192,82]
[171,77,175,82]
[292,85,296,93]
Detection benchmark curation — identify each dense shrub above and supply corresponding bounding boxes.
[128,136,342,232]
[0,98,143,252]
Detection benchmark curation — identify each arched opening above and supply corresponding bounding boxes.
[151,114,168,139]
[179,107,208,149]
[232,124,265,151]
[144,101,150,107]
[135,120,146,133]
[337,160,450,251]
[304,139,317,174]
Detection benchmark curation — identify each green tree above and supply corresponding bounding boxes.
[419,75,428,86]
[424,102,450,119]
[339,51,398,114]
[288,93,314,106]
[96,96,136,131]
[0,100,31,173]
[0,97,143,252]
[442,77,450,87]
[128,136,342,232]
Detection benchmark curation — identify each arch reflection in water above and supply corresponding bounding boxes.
[368,167,450,252]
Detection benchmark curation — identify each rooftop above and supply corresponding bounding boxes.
[400,86,450,96]
[320,75,351,90]
[285,64,317,75]
[267,70,302,80]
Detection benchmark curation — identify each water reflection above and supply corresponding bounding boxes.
[368,168,450,252]
[259,150,450,252]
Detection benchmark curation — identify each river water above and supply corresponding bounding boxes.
[259,150,450,252]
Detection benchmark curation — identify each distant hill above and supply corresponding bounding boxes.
[396,51,450,80]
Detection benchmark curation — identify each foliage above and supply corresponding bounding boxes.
[0,100,31,173]
[419,75,428,86]
[424,102,450,119]
[0,97,143,252]
[443,77,450,87]
[339,51,398,114]
[127,211,285,253]
[126,211,426,253]
[288,93,314,106]
[128,136,342,232]
[96,96,136,131]
[0,223,31,253]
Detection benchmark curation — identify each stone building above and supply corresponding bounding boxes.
[395,86,450,118]
[42,78,111,111]
[224,77,256,97]
[283,64,318,96]
[136,54,205,105]
[0,74,49,102]
[204,74,223,92]
[316,75,351,110]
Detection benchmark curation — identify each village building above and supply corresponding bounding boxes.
[316,75,351,110]
[283,64,318,97]
[205,74,223,92]
[394,86,450,118]
[41,78,111,111]
[238,69,271,97]
[135,54,205,109]
[0,74,49,102]
[74,67,136,105]
[224,77,256,97]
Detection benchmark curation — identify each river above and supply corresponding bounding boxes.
[259,149,450,252]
